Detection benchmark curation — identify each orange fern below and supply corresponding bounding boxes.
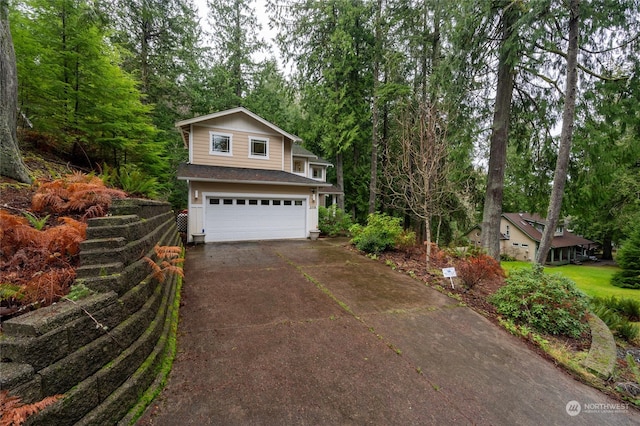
[0,390,62,426]
[143,245,184,283]
[32,173,126,218]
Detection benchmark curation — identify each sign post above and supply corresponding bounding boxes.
[442,267,457,289]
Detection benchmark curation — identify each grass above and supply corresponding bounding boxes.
[501,261,640,302]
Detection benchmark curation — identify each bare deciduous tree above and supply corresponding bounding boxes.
[383,101,451,266]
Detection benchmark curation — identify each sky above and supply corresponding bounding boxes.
[193,0,283,66]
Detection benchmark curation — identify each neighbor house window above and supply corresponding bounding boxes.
[210,132,232,156]
[249,137,269,159]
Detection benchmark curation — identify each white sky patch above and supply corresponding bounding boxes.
[193,0,284,68]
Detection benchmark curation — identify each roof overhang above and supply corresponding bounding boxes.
[175,107,302,145]
[177,163,333,188]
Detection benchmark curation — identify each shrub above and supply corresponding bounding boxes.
[611,223,640,289]
[489,265,589,338]
[349,213,404,254]
[590,296,640,342]
[457,253,505,289]
[318,205,353,237]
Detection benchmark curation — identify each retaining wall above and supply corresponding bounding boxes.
[0,199,181,425]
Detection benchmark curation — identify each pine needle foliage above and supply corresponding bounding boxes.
[0,390,62,426]
[32,172,126,219]
[143,245,184,283]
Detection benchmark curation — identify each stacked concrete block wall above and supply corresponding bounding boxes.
[0,199,181,425]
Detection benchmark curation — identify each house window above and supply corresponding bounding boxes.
[311,166,323,180]
[512,242,519,247]
[249,137,269,159]
[261,200,269,205]
[249,199,258,205]
[223,199,233,205]
[294,200,303,206]
[210,132,232,156]
[506,225,510,238]
[284,200,292,206]
[273,200,281,206]
[209,198,220,205]
[237,199,246,205]
[521,243,529,248]
[293,159,305,173]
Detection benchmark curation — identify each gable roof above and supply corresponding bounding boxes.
[503,213,594,248]
[292,144,333,166]
[177,163,332,187]
[175,107,302,148]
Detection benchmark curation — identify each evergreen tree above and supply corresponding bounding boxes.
[611,222,640,289]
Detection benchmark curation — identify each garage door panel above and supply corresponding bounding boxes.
[205,196,306,242]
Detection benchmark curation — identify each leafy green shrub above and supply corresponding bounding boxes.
[611,223,640,289]
[489,265,589,338]
[318,205,353,237]
[349,213,404,254]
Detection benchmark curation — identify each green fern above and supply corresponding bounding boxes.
[22,211,50,230]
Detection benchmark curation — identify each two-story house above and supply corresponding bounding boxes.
[467,213,595,264]
[176,107,336,243]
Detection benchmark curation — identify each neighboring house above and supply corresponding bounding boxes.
[467,213,595,264]
[176,107,338,243]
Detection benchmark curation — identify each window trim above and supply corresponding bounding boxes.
[249,136,269,159]
[293,158,306,175]
[210,132,233,156]
[311,165,324,180]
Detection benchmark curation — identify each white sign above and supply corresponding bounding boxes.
[442,267,457,278]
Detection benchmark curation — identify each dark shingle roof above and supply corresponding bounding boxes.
[177,163,332,187]
[292,144,333,166]
[503,212,594,248]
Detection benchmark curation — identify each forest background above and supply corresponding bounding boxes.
[5,0,640,259]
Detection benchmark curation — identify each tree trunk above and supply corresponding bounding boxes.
[602,233,613,260]
[480,5,517,260]
[368,0,382,214]
[336,151,345,210]
[0,2,31,183]
[536,0,580,265]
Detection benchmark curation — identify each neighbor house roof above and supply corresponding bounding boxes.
[503,212,594,248]
[175,107,302,148]
[177,163,333,187]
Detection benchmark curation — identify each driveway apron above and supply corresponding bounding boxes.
[137,239,639,425]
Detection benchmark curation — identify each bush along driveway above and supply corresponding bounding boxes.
[137,239,639,425]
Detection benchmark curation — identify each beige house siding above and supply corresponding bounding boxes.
[501,221,535,261]
[466,218,536,261]
[191,124,284,170]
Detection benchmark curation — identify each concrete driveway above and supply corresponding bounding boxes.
[137,239,639,425]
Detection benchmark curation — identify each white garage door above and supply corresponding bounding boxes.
[204,196,307,242]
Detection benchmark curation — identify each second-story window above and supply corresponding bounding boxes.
[293,159,305,173]
[249,137,269,159]
[311,166,323,180]
[210,132,232,156]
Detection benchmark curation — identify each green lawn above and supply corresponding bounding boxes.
[501,261,640,301]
